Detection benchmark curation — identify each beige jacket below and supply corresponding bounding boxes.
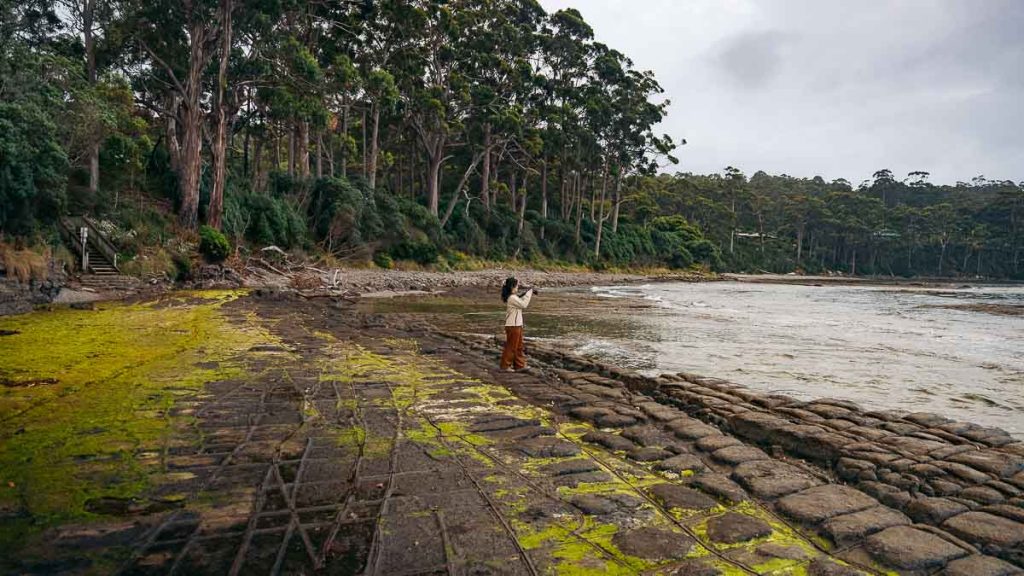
[504,289,533,327]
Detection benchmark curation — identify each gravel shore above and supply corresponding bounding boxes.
[243,267,711,295]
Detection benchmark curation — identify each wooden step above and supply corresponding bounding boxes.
[79,274,139,290]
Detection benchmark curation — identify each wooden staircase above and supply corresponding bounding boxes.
[59,216,139,291]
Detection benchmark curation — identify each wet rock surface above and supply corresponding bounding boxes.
[705,512,772,544]
[863,526,968,572]
[2,292,1021,574]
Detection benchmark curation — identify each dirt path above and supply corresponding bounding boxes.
[2,293,1020,575]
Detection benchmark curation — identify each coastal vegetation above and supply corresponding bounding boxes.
[1,0,1021,278]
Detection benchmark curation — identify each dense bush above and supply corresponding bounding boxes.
[373,251,394,269]
[199,225,231,261]
[223,187,307,249]
[0,101,68,235]
[388,239,438,265]
[650,216,721,270]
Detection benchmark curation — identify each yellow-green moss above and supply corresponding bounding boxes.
[0,290,274,551]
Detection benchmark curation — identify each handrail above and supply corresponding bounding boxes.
[58,215,121,273]
[80,216,121,269]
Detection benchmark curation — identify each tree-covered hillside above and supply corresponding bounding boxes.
[1,0,1021,278]
[630,169,1024,278]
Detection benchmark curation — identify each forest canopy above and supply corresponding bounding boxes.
[1,0,1022,278]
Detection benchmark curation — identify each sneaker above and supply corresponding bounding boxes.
[503,367,515,372]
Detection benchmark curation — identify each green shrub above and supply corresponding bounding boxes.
[373,251,394,269]
[224,187,307,249]
[171,251,192,281]
[198,225,231,262]
[389,240,438,265]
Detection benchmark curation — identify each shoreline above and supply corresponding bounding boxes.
[724,273,1024,288]
[2,267,715,317]
[10,267,1024,318]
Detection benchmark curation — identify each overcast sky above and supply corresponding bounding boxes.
[538,0,1024,185]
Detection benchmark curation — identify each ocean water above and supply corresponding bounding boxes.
[581,281,1024,437]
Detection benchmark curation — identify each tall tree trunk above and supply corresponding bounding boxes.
[517,171,528,234]
[179,106,202,228]
[177,18,208,229]
[84,0,99,197]
[297,120,310,177]
[758,213,765,253]
[207,0,233,230]
[440,150,485,228]
[611,171,623,233]
[166,94,181,174]
[729,198,736,254]
[574,177,583,245]
[327,134,335,177]
[589,175,597,221]
[251,137,263,191]
[361,108,367,177]
[409,139,417,198]
[540,159,548,240]
[340,102,349,177]
[242,101,250,177]
[509,168,517,211]
[939,241,947,276]
[796,224,804,265]
[274,129,281,170]
[425,139,444,216]
[315,132,324,178]
[368,104,380,188]
[396,150,402,195]
[561,168,569,219]
[480,124,491,213]
[287,126,295,175]
[491,155,499,208]
[594,161,609,257]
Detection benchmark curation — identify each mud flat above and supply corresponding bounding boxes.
[0,291,1021,575]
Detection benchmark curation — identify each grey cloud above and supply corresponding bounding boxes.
[540,0,1023,184]
[714,31,790,89]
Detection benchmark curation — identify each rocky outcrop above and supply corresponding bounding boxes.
[0,268,65,316]
[450,336,1024,572]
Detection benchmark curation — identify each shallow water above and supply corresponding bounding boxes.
[583,281,1024,438]
[363,281,1024,437]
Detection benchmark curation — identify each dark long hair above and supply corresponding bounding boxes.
[501,276,518,303]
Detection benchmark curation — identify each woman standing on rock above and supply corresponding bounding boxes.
[501,277,535,371]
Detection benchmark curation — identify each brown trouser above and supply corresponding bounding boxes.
[501,326,526,370]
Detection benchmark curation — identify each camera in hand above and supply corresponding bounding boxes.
[521,285,539,295]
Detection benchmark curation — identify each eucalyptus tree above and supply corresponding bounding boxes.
[540,8,594,227]
[401,0,479,217]
[125,0,229,228]
[457,0,545,215]
[601,53,676,237]
[207,0,235,228]
[356,0,420,190]
[924,202,958,276]
[722,166,746,255]
[57,0,123,197]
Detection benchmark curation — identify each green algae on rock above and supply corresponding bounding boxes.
[0,291,276,553]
